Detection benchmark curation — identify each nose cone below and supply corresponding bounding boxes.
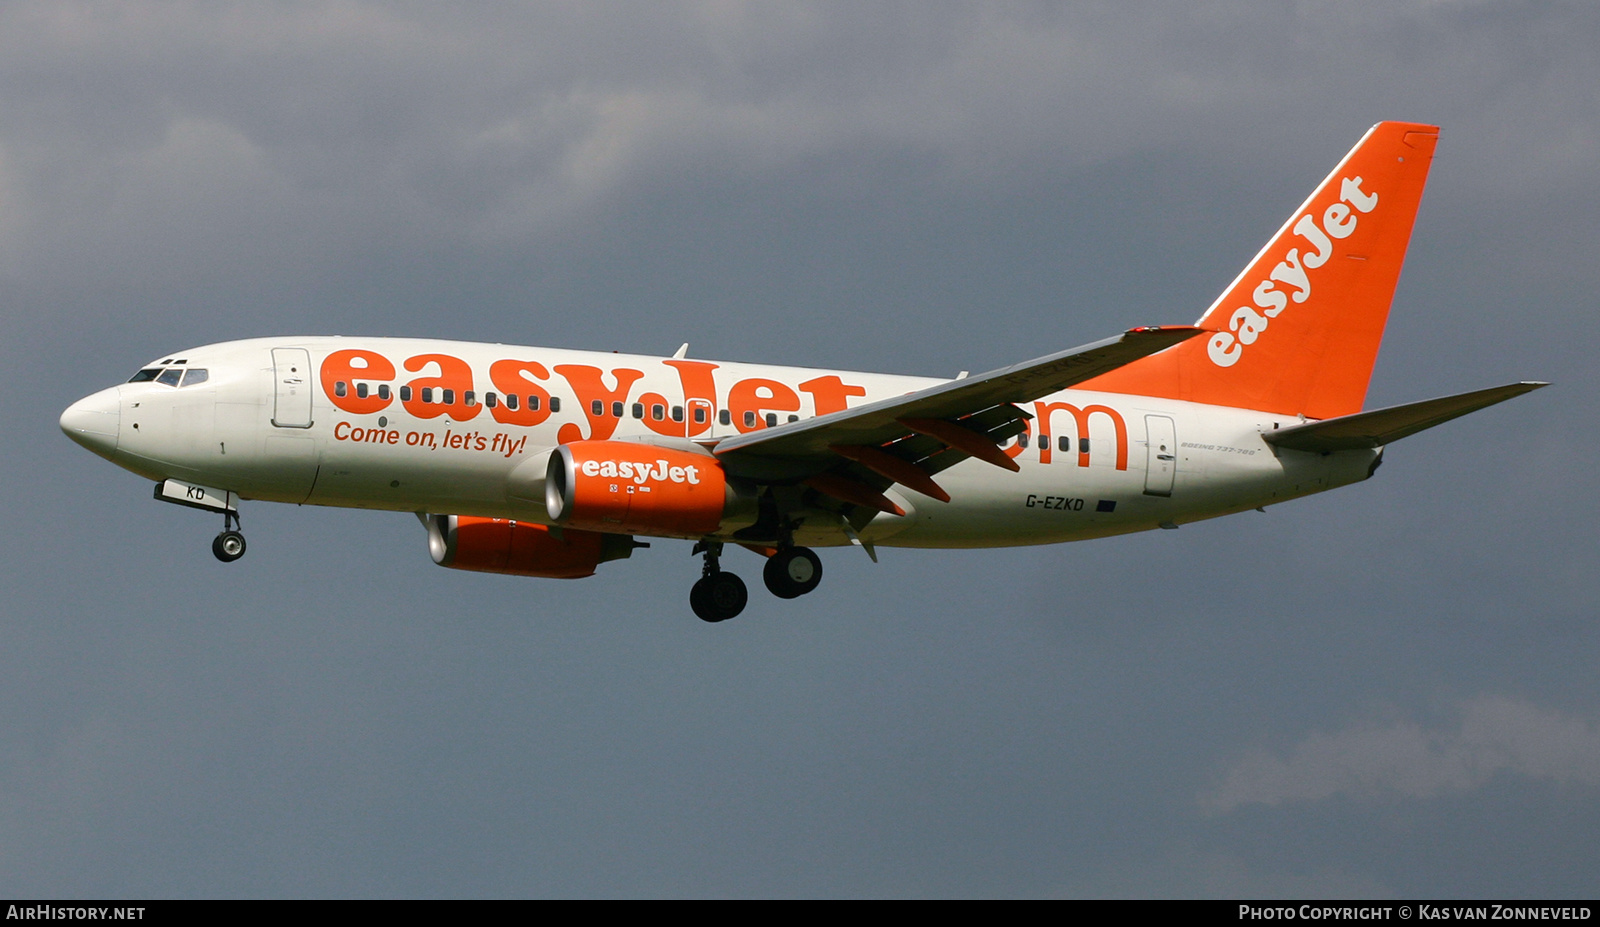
[61,386,121,458]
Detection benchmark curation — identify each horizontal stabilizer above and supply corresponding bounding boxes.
[1263,381,1548,453]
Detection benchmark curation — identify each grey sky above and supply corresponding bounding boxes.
[5,1,1597,897]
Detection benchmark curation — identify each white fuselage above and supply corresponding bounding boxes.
[63,336,1378,548]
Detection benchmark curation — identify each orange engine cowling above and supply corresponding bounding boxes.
[425,514,640,579]
[546,441,737,537]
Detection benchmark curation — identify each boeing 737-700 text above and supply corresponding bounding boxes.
[60,122,1545,622]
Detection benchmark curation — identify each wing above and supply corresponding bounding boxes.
[713,326,1202,528]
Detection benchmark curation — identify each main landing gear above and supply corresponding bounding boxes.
[212,510,246,563]
[690,541,747,623]
[763,546,822,599]
[689,540,823,623]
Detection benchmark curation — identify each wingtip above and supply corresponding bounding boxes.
[1125,324,1205,337]
[1123,324,1207,350]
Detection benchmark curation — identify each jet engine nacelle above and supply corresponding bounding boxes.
[546,440,752,537]
[425,514,639,579]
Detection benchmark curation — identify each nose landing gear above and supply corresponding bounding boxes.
[151,479,247,564]
[212,510,246,563]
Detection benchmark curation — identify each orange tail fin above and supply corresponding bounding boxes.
[1082,121,1439,419]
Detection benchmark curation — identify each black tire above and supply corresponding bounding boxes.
[703,572,747,621]
[212,530,246,563]
[690,576,719,622]
[763,547,822,599]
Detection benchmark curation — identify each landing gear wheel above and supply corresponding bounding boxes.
[708,572,748,620]
[690,572,748,622]
[764,546,822,599]
[690,576,714,620]
[212,530,246,563]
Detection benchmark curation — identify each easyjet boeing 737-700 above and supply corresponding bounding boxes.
[60,122,1544,621]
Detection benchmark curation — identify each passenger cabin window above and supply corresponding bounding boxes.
[400,386,412,402]
[334,381,348,397]
[421,388,434,403]
[549,397,561,413]
[672,406,684,422]
[1058,436,1070,452]
[157,368,183,387]
[485,392,498,408]
[528,395,541,411]
[1038,435,1048,450]
[377,384,391,400]
[694,407,707,424]
[506,394,519,411]
[765,413,778,428]
[442,389,455,405]
[651,404,665,421]
[612,401,624,418]
[464,391,476,407]
[1080,437,1091,454]
[720,410,731,426]
[787,414,798,423]
[591,399,603,416]
[356,383,369,399]
[632,403,644,419]
[128,368,161,383]
[744,411,756,427]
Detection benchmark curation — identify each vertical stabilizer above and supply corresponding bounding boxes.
[1082,121,1439,419]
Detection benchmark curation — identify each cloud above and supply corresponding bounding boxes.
[1204,696,1600,814]
[2,0,1596,290]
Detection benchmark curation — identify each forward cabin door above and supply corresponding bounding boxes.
[271,347,314,428]
[1144,414,1177,497]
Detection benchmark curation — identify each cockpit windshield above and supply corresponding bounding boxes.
[128,366,209,387]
